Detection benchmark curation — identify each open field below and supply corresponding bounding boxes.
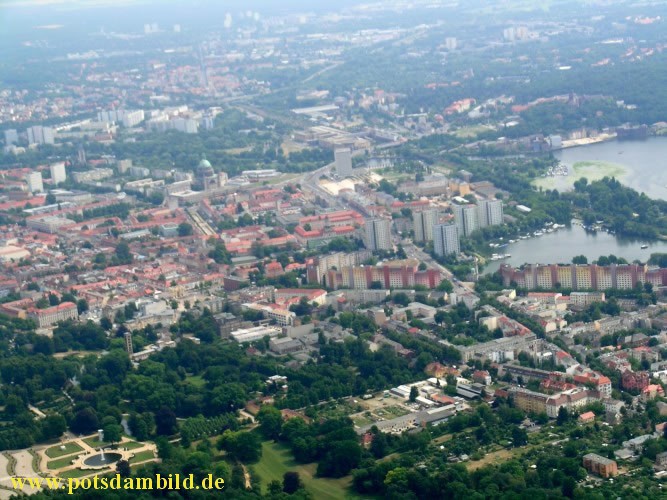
[453,124,495,139]
[253,441,353,500]
[466,448,515,471]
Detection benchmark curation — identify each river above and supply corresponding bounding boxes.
[483,224,667,274]
[533,136,667,200]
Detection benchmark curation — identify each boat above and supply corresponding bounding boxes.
[641,244,649,249]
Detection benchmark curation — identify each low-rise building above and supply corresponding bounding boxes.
[28,301,78,328]
[583,453,618,478]
[229,325,282,343]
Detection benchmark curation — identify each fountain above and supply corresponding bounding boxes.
[82,450,122,468]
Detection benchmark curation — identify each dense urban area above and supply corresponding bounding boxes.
[3,0,667,498]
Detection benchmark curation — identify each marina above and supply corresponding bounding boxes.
[483,223,667,274]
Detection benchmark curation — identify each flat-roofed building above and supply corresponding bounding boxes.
[230,325,282,343]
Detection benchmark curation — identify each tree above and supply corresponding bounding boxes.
[41,414,67,440]
[409,386,418,402]
[257,405,283,440]
[370,432,388,458]
[181,429,192,449]
[217,430,262,463]
[283,471,302,494]
[76,299,89,314]
[418,262,427,271]
[103,423,123,446]
[557,406,570,426]
[511,426,528,447]
[434,311,447,325]
[572,255,588,265]
[115,241,133,265]
[268,480,282,495]
[48,293,60,306]
[128,413,149,441]
[116,459,131,478]
[155,406,178,436]
[562,476,576,498]
[178,222,194,237]
[317,440,362,477]
[70,407,99,434]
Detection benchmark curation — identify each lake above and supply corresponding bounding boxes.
[533,136,667,200]
[483,224,667,274]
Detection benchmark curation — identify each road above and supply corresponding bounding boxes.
[403,242,477,296]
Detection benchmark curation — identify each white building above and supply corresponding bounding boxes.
[452,203,479,237]
[365,218,392,251]
[445,37,457,50]
[97,110,145,128]
[26,126,55,145]
[413,209,438,243]
[334,148,353,177]
[4,129,18,145]
[433,223,460,257]
[49,162,66,185]
[26,172,44,193]
[478,199,503,227]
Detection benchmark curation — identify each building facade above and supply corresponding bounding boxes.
[334,148,353,177]
[365,218,392,251]
[433,223,460,257]
[413,209,438,243]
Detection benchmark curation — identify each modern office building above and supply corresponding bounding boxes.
[26,172,44,193]
[365,218,392,251]
[413,209,438,243]
[433,223,460,257]
[49,162,66,185]
[334,148,353,177]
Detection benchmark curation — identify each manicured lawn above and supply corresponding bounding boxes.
[47,455,79,470]
[83,437,109,448]
[122,441,145,450]
[59,468,106,479]
[253,441,353,500]
[45,442,83,459]
[130,450,155,464]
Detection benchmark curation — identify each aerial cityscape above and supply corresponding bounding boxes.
[2,0,667,497]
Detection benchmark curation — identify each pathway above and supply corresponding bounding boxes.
[11,450,41,495]
[0,453,14,499]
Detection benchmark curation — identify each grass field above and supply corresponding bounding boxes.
[83,437,109,448]
[59,468,106,479]
[185,375,207,389]
[122,441,145,450]
[45,442,83,459]
[253,441,353,500]
[130,450,155,464]
[453,124,495,139]
[47,455,79,470]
